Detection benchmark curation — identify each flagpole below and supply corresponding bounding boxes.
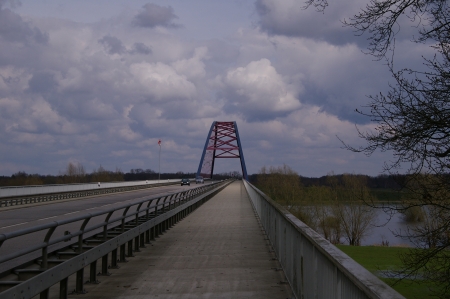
[158,139,161,182]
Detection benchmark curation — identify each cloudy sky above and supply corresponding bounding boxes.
[0,0,427,177]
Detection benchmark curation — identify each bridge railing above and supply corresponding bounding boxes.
[243,180,405,299]
[0,180,231,298]
[0,179,187,208]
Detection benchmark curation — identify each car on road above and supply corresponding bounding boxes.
[195,176,204,184]
[181,178,190,186]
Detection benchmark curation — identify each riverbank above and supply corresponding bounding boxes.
[336,245,434,299]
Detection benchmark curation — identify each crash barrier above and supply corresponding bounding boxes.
[243,180,405,299]
[0,179,231,299]
[0,179,188,208]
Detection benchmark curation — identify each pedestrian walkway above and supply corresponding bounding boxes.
[66,181,293,299]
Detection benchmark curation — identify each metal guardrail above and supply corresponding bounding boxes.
[0,179,187,208]
[0,180,231,299]
[243,180,405,299]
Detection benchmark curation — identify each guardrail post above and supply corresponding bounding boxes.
[121,207,130,233]
[120,243,127,262]
[154,223,159,238]
[88,260,100,284]
[161,220,165,234]
[78,217,91,253]
[41,226,56,269]
[145,228,151,244]
[104,211,114,241]
[111,248,119,268]
[60,277,68,299]
[140,232,145,248]
[101,254,110,276]
[75,267,86,294]
[155,197,163,216]
[144,202,152,244]
[127,240,134,257]
[146,201,152,221]
[162,196,169,214]
[151,225,156,240]
[135,203,143,226]
[134,234,141,252]
[134,235,140,252]
[40,288,49,299]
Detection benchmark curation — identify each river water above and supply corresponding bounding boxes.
[360,209,414,246]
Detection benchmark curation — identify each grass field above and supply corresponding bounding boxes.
[336,245,436,299]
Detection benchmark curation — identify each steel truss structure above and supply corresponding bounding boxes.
[197,121,248,180]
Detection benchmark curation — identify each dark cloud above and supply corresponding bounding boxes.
[0,0,21,9]
[130,42,152,55]
[0,6,48,44]
[98,35,126,55]
[27,72,58,94]
[255,0,417,48]
[132,3,180,28]
[300,85,370,124]
[254,0,369,47]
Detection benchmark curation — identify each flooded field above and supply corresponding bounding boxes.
[362,209,413,247]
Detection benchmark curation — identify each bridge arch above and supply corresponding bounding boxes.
[196,121,248,180]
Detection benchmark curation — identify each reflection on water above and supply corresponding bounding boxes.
[294,205,417,247]
[362,209,414,247]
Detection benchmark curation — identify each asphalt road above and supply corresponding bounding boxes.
[0,182,211,272]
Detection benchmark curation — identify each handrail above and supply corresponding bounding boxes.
[0,179,187,198]
[243,180,405,299]
[0,179,232,299]
[0,181,220,267]
[0,179,197,208]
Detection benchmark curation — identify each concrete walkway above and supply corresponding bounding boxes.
[64,181,293,299]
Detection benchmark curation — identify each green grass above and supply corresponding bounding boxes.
[336,245,435,299]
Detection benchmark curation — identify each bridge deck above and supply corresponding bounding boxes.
[62,181,292,298]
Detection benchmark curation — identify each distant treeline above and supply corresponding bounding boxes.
[249,173,404,190]
[0,161,408,189]
[0,163,237,187]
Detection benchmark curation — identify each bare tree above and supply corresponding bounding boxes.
[303,0,450,296]
[306,184,343,243]
[329,174,376,246]
[63,162,86,183]
[90,165,124,182]
[257,165,316,226]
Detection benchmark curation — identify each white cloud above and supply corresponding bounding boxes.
[222,58,301,121]
[172,47,208,80]
[129,61,197,101]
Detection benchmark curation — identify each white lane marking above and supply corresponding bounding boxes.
[0,222,29,229]
[38,215,57,221]
[64,211,78,215]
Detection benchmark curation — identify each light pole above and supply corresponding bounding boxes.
[158,139,161,181]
